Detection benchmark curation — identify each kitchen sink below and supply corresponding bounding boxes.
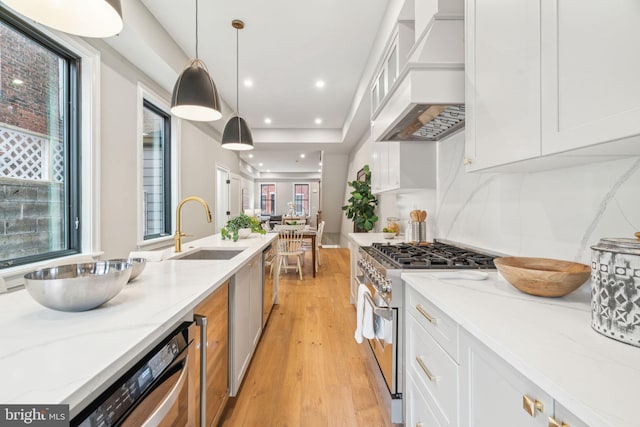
[174,248,244,260]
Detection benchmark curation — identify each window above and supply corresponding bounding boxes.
[260,184,276,215]
[142,100,171,240]
[293,184,309,216]
[0,10,80,269]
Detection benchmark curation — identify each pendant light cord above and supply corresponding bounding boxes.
[236,26,239,114]
[195,0,199,59]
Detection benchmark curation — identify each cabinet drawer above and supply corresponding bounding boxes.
[405,374,442,427]
[407,313,459,427]
[406,285,459,361]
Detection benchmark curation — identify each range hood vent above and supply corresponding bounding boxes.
[382,104,465,141]
[372,0,465,142]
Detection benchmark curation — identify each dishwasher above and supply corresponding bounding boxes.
[72,322,192,427]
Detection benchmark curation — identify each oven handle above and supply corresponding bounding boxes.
[140,356,189,427]
[363,292,393,321]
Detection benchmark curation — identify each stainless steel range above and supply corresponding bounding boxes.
[354,239,497,423]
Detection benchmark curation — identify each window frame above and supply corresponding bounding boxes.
[136,83,179,248]
[141,99,172,240]
[293,183,310,216]
[0,9,81,269]
[260,183,276,216]
[0,8,101,288]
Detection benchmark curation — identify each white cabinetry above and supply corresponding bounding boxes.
[464,0,540,171]
[405,286,459,427]
[229,252,263,396]
[465,0,640,172]
[540,0,640,154]
[371,140,436,194]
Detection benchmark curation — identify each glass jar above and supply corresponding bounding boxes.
[386,217,400,235]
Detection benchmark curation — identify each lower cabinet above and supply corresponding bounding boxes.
[229,252,263,396]
[190,281,229,427]
[404,282,588,427]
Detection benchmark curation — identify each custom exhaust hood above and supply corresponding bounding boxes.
[372,0,465,142]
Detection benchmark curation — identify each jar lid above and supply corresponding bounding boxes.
[591,235,640,255]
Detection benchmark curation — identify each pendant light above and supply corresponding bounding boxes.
[3,0,123,38]
[221,19,254,151]
[171,0,222,122]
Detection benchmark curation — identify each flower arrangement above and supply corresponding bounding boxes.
[221,213,266,242]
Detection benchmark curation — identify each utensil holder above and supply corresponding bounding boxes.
[407,222,426,243]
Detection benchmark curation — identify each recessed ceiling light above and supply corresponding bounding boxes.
[248,153,254,158]
[319,161,322,166]
[12,78,24,86]
[259,162,263,167]
[317,169,322,172]
[266,169,271,173]
[315,118,322,125]
[315,80,325,88]
[300,154,305,158]
[264,118,272,124]
[243,79,253,88]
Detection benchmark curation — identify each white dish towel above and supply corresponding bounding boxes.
[354,284,375,343]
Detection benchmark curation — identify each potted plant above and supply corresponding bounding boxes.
[342,164,378,232]
[221,213,266,241]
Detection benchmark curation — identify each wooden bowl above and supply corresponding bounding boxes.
[493,257,590,297]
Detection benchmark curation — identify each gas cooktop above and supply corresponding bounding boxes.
[364,241,497,270]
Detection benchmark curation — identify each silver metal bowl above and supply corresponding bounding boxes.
[109,257,147,282]
[24,261,132,312]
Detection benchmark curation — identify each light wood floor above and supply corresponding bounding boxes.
[219,248,395,427]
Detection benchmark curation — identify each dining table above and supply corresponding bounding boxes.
[271,227,318,277]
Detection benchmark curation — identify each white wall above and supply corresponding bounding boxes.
[436,132,640,265]
[321,154,349,233]
[97,43,242,258]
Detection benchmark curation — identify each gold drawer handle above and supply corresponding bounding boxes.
[416,304,436,324]
[548,417,570,427]
[415,356,437,382]
[523,395,544,417]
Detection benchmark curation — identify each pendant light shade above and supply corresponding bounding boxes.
[222,116,254,150]
[171,59,222,122]
[222,19,254,151]
[3,0,123,38]
[170,0,222,122]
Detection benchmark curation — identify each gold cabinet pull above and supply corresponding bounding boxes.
[522,395,544,417]
[548,417,570,427]
[416,304,436,324]
[415,356,437,382]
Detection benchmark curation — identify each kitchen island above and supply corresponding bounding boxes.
[403,271,640,427]
[0,233,276,418]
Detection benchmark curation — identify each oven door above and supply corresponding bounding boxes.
[363,282,398,395]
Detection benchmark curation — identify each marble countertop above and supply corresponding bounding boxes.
[0,233,276,418]
[402,271,640,427]
[347,232,405,247]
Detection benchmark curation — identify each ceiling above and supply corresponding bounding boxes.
[137,0,389,174]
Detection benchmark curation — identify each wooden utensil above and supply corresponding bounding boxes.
[419,210,427,222]
[410,210,419,222]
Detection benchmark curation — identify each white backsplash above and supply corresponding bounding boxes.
[435,132,640,264]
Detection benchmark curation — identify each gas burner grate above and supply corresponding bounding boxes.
[369,241,496,269]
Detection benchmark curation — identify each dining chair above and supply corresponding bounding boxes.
[301,221,324,272]
[276,228,305,280]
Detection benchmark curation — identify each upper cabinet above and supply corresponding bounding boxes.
[371,140,436,194]
[465,0,640,172]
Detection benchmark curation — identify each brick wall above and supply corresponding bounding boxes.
[0,23,64,139]
[0,177,64,265]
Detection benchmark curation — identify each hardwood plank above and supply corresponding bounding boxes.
[219,248,395,427]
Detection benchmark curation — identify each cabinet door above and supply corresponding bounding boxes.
[465,0,541,171]
[541,0,640,155]
[371,141,386,194]
[191,282,229,427]
[249,254,263,349]
[460,332,551,427]
[230,262,251,396]
[386,141,400,190]
[550,402,589,427]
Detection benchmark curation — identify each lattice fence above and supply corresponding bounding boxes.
[0,125,63,183]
